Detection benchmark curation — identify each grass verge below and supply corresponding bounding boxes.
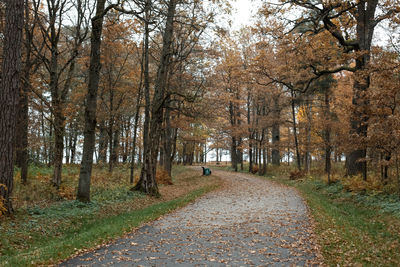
[0,165,220,266]
[293,179,400,266]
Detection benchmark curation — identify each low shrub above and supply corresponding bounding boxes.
[157,169,173,185]
[289,170,306,180]
[341,174,384,193]
[250,165,259,174]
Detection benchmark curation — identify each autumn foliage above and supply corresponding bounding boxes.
[156,169,173,185]
[0,184,7,216]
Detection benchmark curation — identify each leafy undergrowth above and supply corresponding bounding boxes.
[265,171,400,265]
[295,179,400,266]
[0,165,221,266]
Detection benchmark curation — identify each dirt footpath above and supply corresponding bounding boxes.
[60,169,321,266]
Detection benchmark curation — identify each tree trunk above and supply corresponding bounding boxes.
[65,134,71,164]
[130,84,142,183]
[247,91,253,173]
[70,123,78,164]
[108,117,114,172]
[304,97,313,172]
[272,95,280,165]
[52,105,64,188]
[112,123,120,165]
[130,109,141,183]
[98,120,108,163]
[287,126,291,166]
[16,1,33,183]
[323,89,332,184]
[262,146,267,175]
[163,105,173,177]
[231,136,238,171]
[133,0,177,196]
[291,91,301,170]
[345,0,378,180]
[0,0,24,214]
[272,123,280,165]
[258,129,265,176]
[77,0,108,202]
[40,104,49,165]
[16,72,29,184]
[49,48,65,188]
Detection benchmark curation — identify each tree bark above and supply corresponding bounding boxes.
[247,92,253,173]
[258,129,265,176]
[291,91,301,170]
[130,83,143,183]
[304,96,313,172]
[16,0,34,184]
[133,0,177,196]
[163,105,173,177]
[272,94,280,165]
[77,0,108,202]
[271,122,280,165]
[0,0,24,214]
[323,89,332,183]
[98,120,108,163]
[16,71,29,184]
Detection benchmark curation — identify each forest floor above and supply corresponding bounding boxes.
[60,169,322,266]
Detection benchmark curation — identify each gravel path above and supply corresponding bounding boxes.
[60,169,321,266]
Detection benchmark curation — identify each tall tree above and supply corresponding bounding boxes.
[133,0,177,196]
[32,0,90,187]
[16,0,41,184]
[77,0,117,202]
[0,0,24,214]
[283,0,400,179]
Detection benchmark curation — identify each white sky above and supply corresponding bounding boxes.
[230,0,260,30]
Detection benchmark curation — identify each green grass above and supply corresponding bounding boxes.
[293,179,400,266]
[0,185,217,266]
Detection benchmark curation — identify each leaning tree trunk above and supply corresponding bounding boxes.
[77,0,108,202]
[133,0,177,196]
[0,0,24,214]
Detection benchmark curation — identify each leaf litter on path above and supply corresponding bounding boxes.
[60,169,322,266]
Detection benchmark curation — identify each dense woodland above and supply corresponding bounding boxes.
[1,0,400,216]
